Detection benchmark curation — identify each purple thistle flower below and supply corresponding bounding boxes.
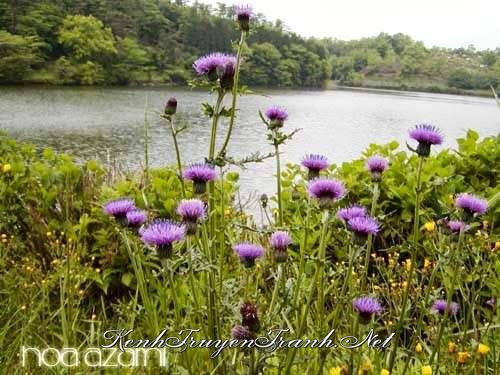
[231,325,254,340]
[408,124,443,157]
[126,210,147,228]
[233,242,264,268]
[176,199,206,222]
[366,155,389,180]
[176,199,206,234]
[352,296,383,321]
[445,220,469,234]
[455,193,488,217]
[348,216,380,243]
[139,219,186,258]
[486,298,496,308]
[240,302,260,332]
[337,205,368,223]
[431,299,459,316]
[182,163,217,194]
[265,105,288,129]
[193,53,237,81]
[307,178,345,209]
[302,154,329,180]
[234,4,253,31]
[103,198,136,219]
[270,231,292,262]
[164,97,177,116]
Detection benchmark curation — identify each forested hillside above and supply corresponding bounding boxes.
[1,0,499,91]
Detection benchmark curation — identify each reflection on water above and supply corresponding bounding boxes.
[1,86,499,210]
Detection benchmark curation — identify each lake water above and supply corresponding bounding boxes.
[1,86,499,211]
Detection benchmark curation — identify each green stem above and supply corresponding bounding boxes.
[144,99,149,183]
[388,157,424,372]
[218,32,246,158]
[430,225,464,365]
[274,138,283,227]
[361,182,379,290]
[168,116,186,197]
[284,211,330,374]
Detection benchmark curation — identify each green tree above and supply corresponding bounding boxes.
[0,30,43,82]
[58,15,116,60]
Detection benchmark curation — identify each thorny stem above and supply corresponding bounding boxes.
[218,31,246,159]
[168,116,186,197]
[361,181,379,289]
[274,136,284,227]
[388,157,424,372]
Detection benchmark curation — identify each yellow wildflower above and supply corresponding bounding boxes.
[424,258,432,269]
[477,343,490,355]
[494,241,500,250]
[457,351,471,364]
[359,359,373,374]
[448,341,457,353]
[380,370,390,375]
[329,367,342,375]
[421,365,432,375]
[405,259,412,272]
[2,163,11,173]
[423,221,436,232]
[415,342,423,353]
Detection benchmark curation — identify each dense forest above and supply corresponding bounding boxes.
[1,0,499,91]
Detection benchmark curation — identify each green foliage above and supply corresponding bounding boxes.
[0,30,43,82]
[57,14,116,60]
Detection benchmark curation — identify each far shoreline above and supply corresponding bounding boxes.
[0,81,495,100]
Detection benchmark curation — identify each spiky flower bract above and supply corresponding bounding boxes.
[366,155,389,180]
[233,242,264,268]
[164,97,177,115]
[431,299,459,316]
[352,296,383,322]
[139,219,186,258]
[409,124,443,157]
[182,163,217,194]
[454,193,488,217]
[302,154,329,180]
[307,178,345,209]
[240,301,259,332]
[270,231,292,262]
[337,205,367,223]
[265,105,288,129]
[234,4,253,31]
[103,198,136,219]
[126,210,147,228]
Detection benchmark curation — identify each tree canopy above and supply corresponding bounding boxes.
[0,0,498,90]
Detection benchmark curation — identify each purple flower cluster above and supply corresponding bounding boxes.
[348,216,380,243]
[103,198,135,219]
[233,242,264,268]
[176,199,206,234]
[337,205,367,223]
[352,296,383,321]
[270,231,292,262]
[265,106,288,129]
[308,178,345,209]
[193,53,237,83]
[126,210,147,228]
[445,220,469,234]
[431,299,459,316]
[454,193,488,216]
[365,155,389,180]
[409,124,443,157]
[302,154,329,180]
[231,324,254,340]
[139,219,186,258]
[182,163,217,194]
